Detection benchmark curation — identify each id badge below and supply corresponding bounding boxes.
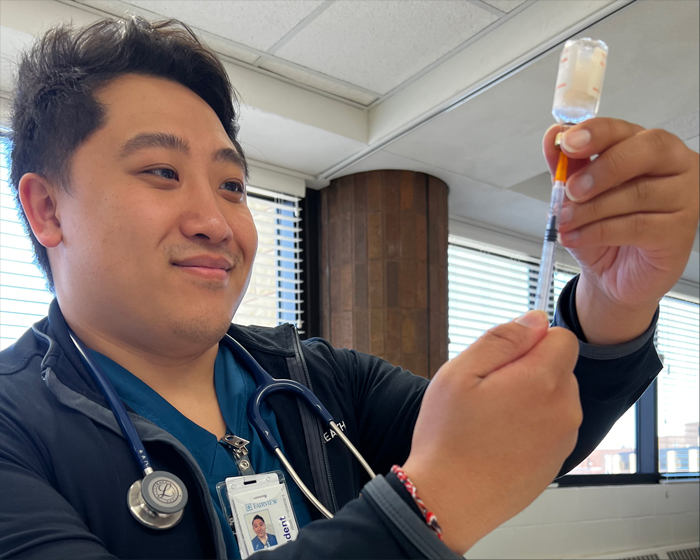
[216,471,298,559]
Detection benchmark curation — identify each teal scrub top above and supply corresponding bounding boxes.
[89,344,312,559]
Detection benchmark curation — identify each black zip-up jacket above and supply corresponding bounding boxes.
[0,279,662,559]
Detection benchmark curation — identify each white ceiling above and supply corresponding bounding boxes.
[0,0,698,293]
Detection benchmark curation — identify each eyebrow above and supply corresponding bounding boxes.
[213,147,247,175]
[120,132,248,177]
[120,132,190,158]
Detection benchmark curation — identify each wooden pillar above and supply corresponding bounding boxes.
[319,170,448,379]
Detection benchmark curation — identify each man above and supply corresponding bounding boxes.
[250,516,278,551]
[0,15,698,560]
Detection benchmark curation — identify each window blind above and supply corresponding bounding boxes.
[0,136,303,350]
[656,295,700,473]
[447,237,574,359]
[0,139,53,349]
[233,185,304,330]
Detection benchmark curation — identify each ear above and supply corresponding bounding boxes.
[17,173,63,248]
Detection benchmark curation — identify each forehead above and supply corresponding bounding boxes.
[94,74,233,151]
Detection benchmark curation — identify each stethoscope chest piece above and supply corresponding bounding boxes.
[127,470,188,530]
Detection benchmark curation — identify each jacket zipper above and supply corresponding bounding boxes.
[291,325,339,514]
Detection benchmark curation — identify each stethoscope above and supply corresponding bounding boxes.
[68,331,376,530]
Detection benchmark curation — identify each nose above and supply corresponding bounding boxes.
[179,182,233,245]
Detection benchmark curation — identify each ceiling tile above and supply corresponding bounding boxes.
[120,0,325,51]
[383,0,699,190]
[274,0,498,95]
[258,58,378,105]
[480,0,528,14]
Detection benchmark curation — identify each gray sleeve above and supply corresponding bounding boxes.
[552,296,660,361]
[362,476,462,560]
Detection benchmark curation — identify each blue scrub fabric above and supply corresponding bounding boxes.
[89,344,312,559]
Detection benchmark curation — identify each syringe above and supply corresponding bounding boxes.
[533,37,608,312]
[533,145,568,311]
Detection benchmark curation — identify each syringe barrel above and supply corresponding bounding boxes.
[533,182,567,311]
[552,38,608,125]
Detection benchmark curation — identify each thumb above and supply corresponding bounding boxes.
[451,310,549,379]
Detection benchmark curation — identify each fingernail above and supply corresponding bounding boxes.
[566,174,593,201]
[562,129,591,152]
[559,206,573,225]
[559,230,579,244]
[514,310,548,328]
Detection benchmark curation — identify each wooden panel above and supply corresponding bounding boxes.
[400,171,414,211]
[320,188,330,340]
[384,213,399,259]
[370,308,384,356]
[367,171,383,212]
[399,260,415,309]
[354,212,367,263]
[385,308,401,362]
[354,262,368,309]
[354,307,369,354]
[320,170,447,377]
[367,213,382,260]
[385,261,399,308]
[368,259,383,308]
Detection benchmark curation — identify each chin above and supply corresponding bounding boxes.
[169,309,234,346]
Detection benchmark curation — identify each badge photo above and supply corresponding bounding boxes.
[220,472,298,559]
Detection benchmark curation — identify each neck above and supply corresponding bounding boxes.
[67,320,227,438]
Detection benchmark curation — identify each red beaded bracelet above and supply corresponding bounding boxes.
[390,465,443,540]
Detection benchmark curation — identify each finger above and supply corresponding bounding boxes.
[559,117,645,160]
[559,213,671,249]
[558,176,680,234]
[543,124,589,179]
[565,127,688,202]
[449,310,549,380]
[486,326,579,390]
[518,327,579,380]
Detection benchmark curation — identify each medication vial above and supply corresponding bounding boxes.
[552,38,609,125]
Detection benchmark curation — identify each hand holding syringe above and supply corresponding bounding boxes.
[533,38,608,311]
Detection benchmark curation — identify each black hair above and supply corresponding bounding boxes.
[252,515,265,525]
[9,16,247,292]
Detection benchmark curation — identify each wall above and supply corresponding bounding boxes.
[465,481,699,559]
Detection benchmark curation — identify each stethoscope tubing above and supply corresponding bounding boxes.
[68,331,153,474]
[69,329,376,523]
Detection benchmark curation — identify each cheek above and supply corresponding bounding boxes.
[235,208,258,262]
[65,192,168,270]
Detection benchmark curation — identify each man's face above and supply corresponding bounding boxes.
[51,74,257,353]
[252,518,266,538]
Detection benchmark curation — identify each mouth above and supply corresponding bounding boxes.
[172,255,234,281]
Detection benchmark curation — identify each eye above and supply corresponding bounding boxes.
[144,168,179,181]
[220,181,245,196]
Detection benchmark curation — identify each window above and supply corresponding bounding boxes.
[0,137,52,350]
[0,135,303,350]
[656,296,699,473]
[447,236,699,480]
[233,186,304,330]
[447,239,574,358]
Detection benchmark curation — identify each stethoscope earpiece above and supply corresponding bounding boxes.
[127,470,188,530]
